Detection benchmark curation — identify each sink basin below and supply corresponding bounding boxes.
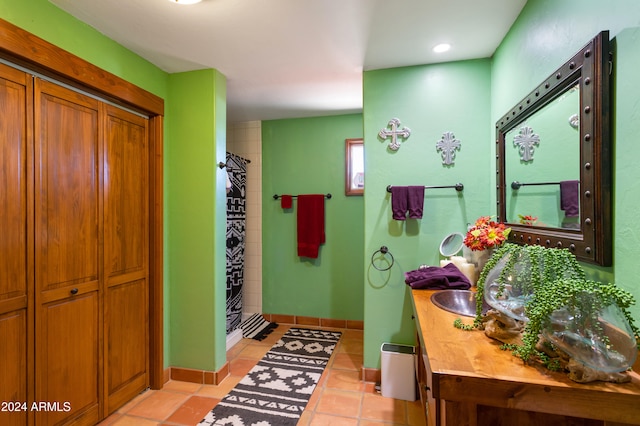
[430,290,488,317]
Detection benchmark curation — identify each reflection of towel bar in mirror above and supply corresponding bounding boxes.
[386,183,464,193]
[273,194,332,199]
[511,181,561,190]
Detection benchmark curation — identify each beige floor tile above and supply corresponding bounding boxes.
[110,415,160,426]
[361,393,407,424]
[236,343,270,360]
[229,357,259,376]
[165,395,218,425]
[326,369,365,392]
[337,338,364,355]
[162,380,202,394]
[126,390,190,421]
[309,413,359,425]
[196,376,242,398]
[331,352,363,371]
[116,389,153,414]
[315,389,362,418]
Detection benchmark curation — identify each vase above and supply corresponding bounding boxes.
[463,247,493,283]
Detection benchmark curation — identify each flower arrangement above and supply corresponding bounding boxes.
[464,216,511,251]
[518,214,538,226]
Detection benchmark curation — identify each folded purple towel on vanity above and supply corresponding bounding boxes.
[404,263,471,290]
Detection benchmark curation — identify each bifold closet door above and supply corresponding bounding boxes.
[0,63,32,426]
[34,79,102,426]
[103,105,149,414]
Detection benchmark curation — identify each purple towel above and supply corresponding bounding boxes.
[407,186,425,219]
[560,180,579,217]
[404,263,471,290]
[391,186,408,220]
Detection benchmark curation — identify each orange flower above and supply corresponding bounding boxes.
[464,216,511,251]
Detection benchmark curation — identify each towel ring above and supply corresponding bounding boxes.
[371,246,394,271]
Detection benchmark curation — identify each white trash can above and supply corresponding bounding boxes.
[380,343,416,401]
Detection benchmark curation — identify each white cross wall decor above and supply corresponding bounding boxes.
[378,118,411,151]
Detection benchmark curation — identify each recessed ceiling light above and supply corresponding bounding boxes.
[433,43,451,53]
[170,0,202,4]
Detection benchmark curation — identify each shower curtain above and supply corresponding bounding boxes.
[225,153,247,334]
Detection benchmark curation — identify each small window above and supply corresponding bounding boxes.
[345,138,364,196]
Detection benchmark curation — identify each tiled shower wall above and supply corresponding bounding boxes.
[227,121,262,317]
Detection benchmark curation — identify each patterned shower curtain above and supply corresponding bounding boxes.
[226,153,247,334]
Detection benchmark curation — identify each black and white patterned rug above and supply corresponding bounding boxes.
[198,328,341,426]
[240,313,279,341]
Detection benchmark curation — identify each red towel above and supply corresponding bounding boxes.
[281,195,293,209]
[297,194,325,258]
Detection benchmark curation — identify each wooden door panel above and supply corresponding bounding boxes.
[35,79,102,425]
[104,105,149,414]
[36,293,100,426]
[0,63,32,426]
[0,64,29,311]
[0,310,28,426]
[104,106,148,277]
[106,279,148,413]
[35,80,100,292]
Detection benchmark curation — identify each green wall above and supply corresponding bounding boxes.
[362,60,493,368]
[262,114,364,321]
[167,69,227,370]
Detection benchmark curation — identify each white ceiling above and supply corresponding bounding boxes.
[50,0,527,122]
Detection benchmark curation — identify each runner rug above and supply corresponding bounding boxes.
[198,327,342,426]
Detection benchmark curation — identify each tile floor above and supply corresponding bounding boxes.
[98,325,426,426]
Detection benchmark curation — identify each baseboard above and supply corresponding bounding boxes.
[226,328,243,351]
[362,367,381,383]
[262,313,364,330]
[169,363,230,385]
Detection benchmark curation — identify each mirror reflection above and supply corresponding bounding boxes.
[505,83,581,229]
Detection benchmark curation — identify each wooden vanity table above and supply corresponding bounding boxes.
[411,289,640,426]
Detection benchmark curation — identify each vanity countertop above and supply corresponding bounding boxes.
[411,288,640,425]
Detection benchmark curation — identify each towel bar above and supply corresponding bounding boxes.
[511,181,561,190]
[273,193,332,199]
[386,183,464,192]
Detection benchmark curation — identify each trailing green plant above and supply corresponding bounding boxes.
[514,278,640,365]
[468,243,640,369]
[473,243,585,328]
[453,318,474,331]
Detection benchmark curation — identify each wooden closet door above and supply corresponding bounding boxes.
[0,63,32,426]
[103,105,149,414]
[34,79,102,426]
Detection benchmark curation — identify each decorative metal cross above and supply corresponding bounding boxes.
[378,118,411,151]
[513,126,540,162]
[436,132,461,165]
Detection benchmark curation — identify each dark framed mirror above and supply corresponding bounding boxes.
[496,31,612,266]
